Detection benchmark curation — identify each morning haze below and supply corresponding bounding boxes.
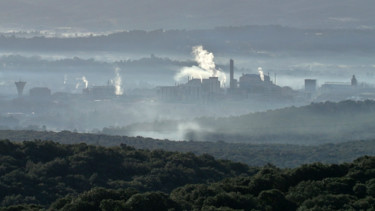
[2,0,375,210]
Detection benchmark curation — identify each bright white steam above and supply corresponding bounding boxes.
[113,67,123,95]
[76,76,89,89]
[258,67,264,81]
[82,76,89,88]
[175,45,226,85]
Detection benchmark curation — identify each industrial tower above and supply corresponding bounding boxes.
[15,81,26,97]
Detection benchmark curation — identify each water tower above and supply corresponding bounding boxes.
[15,81,26,97]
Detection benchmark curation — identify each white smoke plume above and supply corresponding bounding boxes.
[63,74,67,85]
[175,45,226,85]
[75,76,89,89]
[113,67,123,95]
[258,67,264,81]
[82,76,88,88]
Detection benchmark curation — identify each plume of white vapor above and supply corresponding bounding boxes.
[75,76,89,89]
[63,74,67,85]
[175,45,226,85]
[82,76,88,88]
[258,67,264,81]
[113,67,123,95]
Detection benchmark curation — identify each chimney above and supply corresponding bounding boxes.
[230,59,234,89]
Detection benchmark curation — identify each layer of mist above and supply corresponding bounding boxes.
[0,27,374,143]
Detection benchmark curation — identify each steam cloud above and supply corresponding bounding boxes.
[175,45,226,85]
[113,67,123,95]
[76,76,89,89]
[258,67,264,81]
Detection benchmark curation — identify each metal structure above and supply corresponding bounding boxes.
[15,81,26,97]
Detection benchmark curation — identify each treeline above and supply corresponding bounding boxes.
[50,156,375,210]
[1,140,375,210]
[0,54,195,74]
[0,140,253,208]
[107,100,375,144]
[1,26,374,54]
[0,130,375,168]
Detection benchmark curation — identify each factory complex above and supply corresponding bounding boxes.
[12,59,375,105]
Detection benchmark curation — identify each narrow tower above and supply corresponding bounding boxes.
[15,81,26,97]
[229,59,234,89]
[351,75,357,86]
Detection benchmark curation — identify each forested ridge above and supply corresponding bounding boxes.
[0,130,375,168]
[0,140,253,209]
[1,140,375,210]
[104,100,375,144]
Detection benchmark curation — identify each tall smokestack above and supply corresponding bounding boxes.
[15,81,26,97]
[230,59,234,89]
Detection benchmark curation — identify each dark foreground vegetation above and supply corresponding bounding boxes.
[0,140,253,209]
[1,140,375,210]
[0,130,375,168]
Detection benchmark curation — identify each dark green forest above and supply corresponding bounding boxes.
[103,100,375,144]
[0,130,374,168]
[2,100,375,210]
[0,140,253,209]
[1,140,375,210]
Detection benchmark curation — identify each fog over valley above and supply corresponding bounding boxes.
[3,1,375,210]
[0,25,375,139]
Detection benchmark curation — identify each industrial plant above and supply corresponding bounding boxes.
[9,59,375,104]
[1,56,375,133]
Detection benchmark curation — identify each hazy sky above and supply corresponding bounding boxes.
[0,0,374,32]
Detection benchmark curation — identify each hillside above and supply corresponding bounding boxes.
[108,100,375,144]
[1,26,375,55]
[1,140,375,210]
[0,130,375,168]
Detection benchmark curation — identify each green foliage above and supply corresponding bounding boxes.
[2,140,375,210]
[0,140,253,209]
[1,129,375,168]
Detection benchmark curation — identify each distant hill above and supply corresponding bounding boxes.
[110,100,375,144]
[1,26,375,55]
[0,129,375,168]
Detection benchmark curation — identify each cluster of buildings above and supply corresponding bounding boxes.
[305,75,375,101]
[158,77,223,102]
[157,59,296,103]
[14,80,118,100]
[15,81,52,99]
[13,59,374,104]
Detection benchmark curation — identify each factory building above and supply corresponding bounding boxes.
[82,83,117,99]
[305,79,317,93]
[29,87,51,98]
[239,73,272,92]
[227,60,296,101]
[321,82,353,92]
[314,75,369,102]
[158,77,222,102]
